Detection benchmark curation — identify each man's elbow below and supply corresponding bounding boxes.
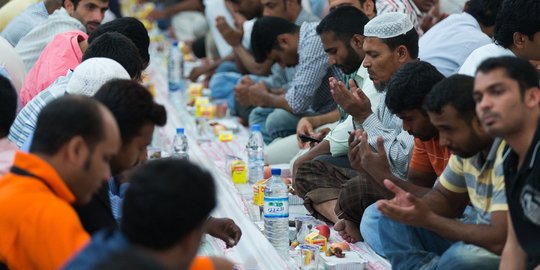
[490,242,506,256]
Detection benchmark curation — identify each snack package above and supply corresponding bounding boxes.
[304,231,328,252]
[231,160,246,184]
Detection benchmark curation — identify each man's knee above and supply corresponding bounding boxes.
[438,242,500,270]
[265,109,298,139]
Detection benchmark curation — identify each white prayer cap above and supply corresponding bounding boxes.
[364,12,414,39]
[66,57,130,96]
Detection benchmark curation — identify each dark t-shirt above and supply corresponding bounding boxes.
[74,184,117,234]
[503,124,540,269]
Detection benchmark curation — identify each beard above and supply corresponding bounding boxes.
[375,81,387,93]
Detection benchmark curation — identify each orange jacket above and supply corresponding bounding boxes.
[0,152,89,270]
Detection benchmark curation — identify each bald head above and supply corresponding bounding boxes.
[31,95,121,204]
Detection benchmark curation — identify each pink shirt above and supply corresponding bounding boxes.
[19,30,87,107]
[0,138,18,176]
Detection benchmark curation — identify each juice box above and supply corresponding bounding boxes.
[231,160,246,184]
[195,97,210,117]
[304,231,328,252]
[253,179,269,206]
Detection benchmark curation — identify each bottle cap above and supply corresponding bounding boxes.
[250,124,261,132]
[271,168,281,175]
[172,41,178,47]
[176,128,184,134]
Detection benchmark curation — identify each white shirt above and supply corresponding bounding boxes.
[15,8,85,71]
[458,43,515,76]
[1,1,49,47]
[419,12,492,77]
[0,36,26,93]
[324,66,382,157]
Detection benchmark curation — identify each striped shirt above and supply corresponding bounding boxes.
[439,138,508,224]
[353,92,414,179]
[15,8,85,71]
[285,22,340,115]
[8,71,72,148]
[377,0,424,36]
[261,9,319,90]
[108,178,129,224]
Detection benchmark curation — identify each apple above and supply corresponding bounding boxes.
[264,166,272,179]
[315,224,330,239]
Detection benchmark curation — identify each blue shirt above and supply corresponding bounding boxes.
[63,229,129,270]
[284,22,341,115]
[1,2,48,47]
[108,178,129,224]
[418,12,492,77]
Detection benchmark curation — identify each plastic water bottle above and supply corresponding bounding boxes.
[172,128,189,159]
[168,41,182,91]
[247,124,265,184]
[263,168,289,257]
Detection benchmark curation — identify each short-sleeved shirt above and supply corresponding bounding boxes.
[409,137,451,177]
[0,151,90,270]
[439,139,507,225]
[503,124,540,269]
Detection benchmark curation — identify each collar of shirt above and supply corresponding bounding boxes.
[11,151,76,203]
[295,9,319,25]
[354,65,370,88]
[505,122,540,171]
[37,1,48,15]
[470,138,504,172]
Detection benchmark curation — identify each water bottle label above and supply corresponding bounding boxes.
[263,197,289,218]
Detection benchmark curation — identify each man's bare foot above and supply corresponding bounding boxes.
[334,219,362,243]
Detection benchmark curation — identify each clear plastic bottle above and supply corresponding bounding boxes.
[168,41,182,91]
[263,168,289,257]
[171,128,189,159]
[247,124,265,185]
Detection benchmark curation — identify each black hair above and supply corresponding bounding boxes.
[250,16,299,63]
[121,159,216,250]
[494,0,540,49]
[466,0,502,27]
[88,17,150,69]
[64,0,108,10]
[192,36,206,59]
[316,6,369,42]
[82,32,144,81]
[93,249,166,270]
[385,61,445,114]
[380,28,419,59]
[30,95,104,155]
[423,74,476,122]
[0,75,17,138]
[93,79,166,144]
[476,56,540,96]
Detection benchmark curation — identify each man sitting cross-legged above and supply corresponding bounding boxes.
[375,74,508,269]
